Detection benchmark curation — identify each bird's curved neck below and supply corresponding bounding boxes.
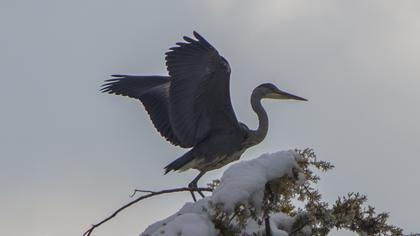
[249,91,268,144]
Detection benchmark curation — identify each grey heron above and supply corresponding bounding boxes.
[101,32,306,200]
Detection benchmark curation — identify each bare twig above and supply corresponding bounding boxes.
[82,187,213,236]
[129,189,155,197]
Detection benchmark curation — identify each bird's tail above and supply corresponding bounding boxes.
[164,151,195,174]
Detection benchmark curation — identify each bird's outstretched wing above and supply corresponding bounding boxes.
[101,75,189,147]
[165,31,240,146]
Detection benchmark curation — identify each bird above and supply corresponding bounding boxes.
[101,31,307,200]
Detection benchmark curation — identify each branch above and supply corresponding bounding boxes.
[129,189,155,197]
[263,183,273,236]
[82,187,213,236]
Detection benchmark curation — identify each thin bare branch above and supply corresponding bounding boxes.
[82,187,213,236]
[129,189,155,197]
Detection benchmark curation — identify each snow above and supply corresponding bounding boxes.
[212,150,300,211]
[142,198,215,236]
[144,213,216,236]
[271,212,298,234]
[243,212,311,236]
[140,150,304,236]
[243,215,290,236]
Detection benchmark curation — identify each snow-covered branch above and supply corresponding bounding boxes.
[140,149,407,236]
[142,150,303,236]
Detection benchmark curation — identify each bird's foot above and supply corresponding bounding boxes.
[188,171,206,201]
[188,183,198,202]
[188,182,205,201]
[197,189,205,198]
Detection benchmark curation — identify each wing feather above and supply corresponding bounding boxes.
[101,75,190,147]
[165,31,239,146]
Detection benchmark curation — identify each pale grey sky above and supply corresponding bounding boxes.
[1,1,419,235]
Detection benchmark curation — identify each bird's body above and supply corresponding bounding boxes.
[169,123,249,172]
[101,32,306,198]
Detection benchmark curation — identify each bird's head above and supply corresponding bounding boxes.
[254,83,307,101]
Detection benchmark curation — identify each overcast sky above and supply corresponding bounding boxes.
[1,1,419,235]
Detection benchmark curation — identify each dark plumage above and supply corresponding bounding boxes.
[101,32,307,200]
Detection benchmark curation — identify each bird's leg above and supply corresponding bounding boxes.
[189,191,197,202]
[188,171,206,200]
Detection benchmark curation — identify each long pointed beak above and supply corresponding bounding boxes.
[273,89,308,101]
